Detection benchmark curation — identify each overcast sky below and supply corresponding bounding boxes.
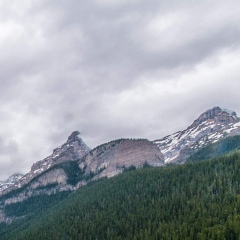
[0,0,240,180]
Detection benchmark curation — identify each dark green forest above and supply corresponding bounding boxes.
[1,148,240,239]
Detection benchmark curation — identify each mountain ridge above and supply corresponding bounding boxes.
[0,105,240,237]
[2,150,240,239]
[0,174,23,193]
[153,106,240,163]
[0,106,240,206]
[0,138,164,212]
[0,131,90,197]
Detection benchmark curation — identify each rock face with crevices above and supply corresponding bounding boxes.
[79,139,164,179]
[3,169,68,205]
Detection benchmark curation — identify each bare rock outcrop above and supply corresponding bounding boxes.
[79,139,164,179]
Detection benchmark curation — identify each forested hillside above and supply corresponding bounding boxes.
[187,135,240,162]
[1,150,240,239]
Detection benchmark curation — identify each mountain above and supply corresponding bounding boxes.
[1,106,240,199]
[2,150,240,240]
[0,131,90,196]
[153,106,240,164]
[0,138,164,216]
[0,106,240,225]
[0,174,23,193]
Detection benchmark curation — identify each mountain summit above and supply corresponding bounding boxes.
[0,131,91,196]
[153,106,240,163]
[189,106,239,128]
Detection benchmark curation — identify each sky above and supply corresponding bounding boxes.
[0,0,240,180]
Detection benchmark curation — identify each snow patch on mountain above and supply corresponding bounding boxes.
[153,107,240,163]
[0,174,24,192]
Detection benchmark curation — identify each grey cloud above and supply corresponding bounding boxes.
[0,138,18,155]
[0,0,240,179]
[0,137,24,180]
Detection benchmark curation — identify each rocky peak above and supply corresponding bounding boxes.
[7,173,24,181]
[31,131,91,172]
[67,131,80,143]
[0,131,91,196]
[154,107,240,164]
[0,173,23,192]
[189,106,239,129]
[52,131,90,158]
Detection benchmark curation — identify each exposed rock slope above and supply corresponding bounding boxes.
[154,107,240,164]
[79,139,164,179]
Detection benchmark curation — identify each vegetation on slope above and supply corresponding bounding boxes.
[0,150,240,239]
[0,190,71,239]
[188,135,240,162]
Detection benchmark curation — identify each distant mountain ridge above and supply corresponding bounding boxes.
[1,106,240,195]
[153,106,240,163]
[1,106,240,237]
[0,131,91,196]
[0,174,23,193]
[0,106,240,220]
[0,138,164,214]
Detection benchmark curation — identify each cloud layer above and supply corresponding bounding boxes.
[0,0,240,179]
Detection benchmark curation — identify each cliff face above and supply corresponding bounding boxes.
[79,139,164,179]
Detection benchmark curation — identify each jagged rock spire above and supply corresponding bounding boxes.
[67,131,81,143]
